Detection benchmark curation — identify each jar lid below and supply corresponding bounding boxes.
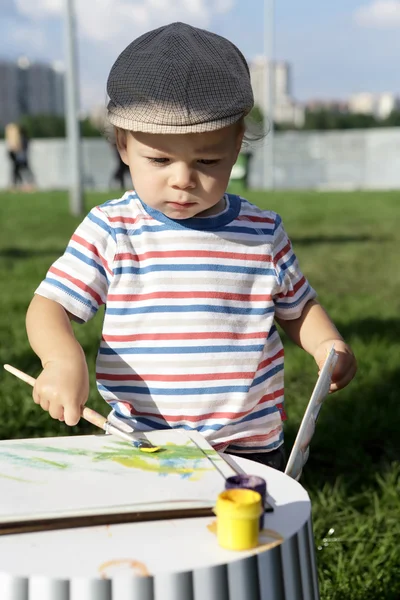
[215,489,262,519]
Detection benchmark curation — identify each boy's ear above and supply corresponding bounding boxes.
[115,128,129,165]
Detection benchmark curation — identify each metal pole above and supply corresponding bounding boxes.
[263,0,275,190]
[64,0,83,215]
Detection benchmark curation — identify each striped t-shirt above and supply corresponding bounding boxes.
[35,192,316,453]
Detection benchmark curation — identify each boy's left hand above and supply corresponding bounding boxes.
[313,339,357,393]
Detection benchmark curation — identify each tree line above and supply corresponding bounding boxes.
[0,115,102,139]
[1,108,400,138]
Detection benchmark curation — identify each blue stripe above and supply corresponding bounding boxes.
[276,254,297,283]
[113,264,275,276]
[106,305,274,316]
[235,403,281,426]
[227,434,284,452]
[98,383,250,395]
[65,247,107,280]
[275,285,313,310]
[274,214,282,232]
[222,226,274,236]
[87,211,117,243]
[113,415,172,430]
[104,403,282,434]
[251,363,284,388]
[44,278,96,312]
[99,344,264,355]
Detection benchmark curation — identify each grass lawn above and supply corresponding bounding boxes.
[0,188,399,599]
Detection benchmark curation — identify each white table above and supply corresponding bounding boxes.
[0,453,319,600]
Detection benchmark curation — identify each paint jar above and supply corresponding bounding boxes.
[225,475,267,530]
[214,489,262,551]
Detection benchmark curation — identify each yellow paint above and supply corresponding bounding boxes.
[207,518,283,552]
[214,489,262,551]
[98,558,149,578]
[207,520,217,534]
[139,446,161,453]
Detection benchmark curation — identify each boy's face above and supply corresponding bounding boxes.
[115,124,244,219]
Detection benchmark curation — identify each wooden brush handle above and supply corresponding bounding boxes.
[81,407,107,430]
[4,364,107,431]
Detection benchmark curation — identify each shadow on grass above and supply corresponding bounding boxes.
[335,317,400,343]
[0,248,66,259]
[285,378,400,495]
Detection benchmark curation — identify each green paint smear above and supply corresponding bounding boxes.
[0,472,38,483]
[1,441,219,480]
[33,457,69,469]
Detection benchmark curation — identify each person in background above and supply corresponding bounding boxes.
[4,123,35,191]
[109,144,131,190]
[17,126,36,191]
[5,123,23,189]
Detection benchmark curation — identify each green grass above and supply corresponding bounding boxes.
[1,188,399,599]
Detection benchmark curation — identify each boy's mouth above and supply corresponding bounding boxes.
[167,201,196,209]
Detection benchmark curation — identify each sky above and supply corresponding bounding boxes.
[0,0,399,110]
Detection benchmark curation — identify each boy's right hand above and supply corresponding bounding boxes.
[32,358,89,426]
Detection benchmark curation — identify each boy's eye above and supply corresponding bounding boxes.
[198,159,219,165]
[147,157,169,164]
[146,157,219,166]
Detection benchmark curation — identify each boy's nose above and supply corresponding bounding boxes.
[169,164,196,189]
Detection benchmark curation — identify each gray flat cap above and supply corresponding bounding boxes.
[107,21,254,134]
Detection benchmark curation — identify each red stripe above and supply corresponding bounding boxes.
[277,275,306,299]
[102,331,267,342]
[49,266,103,305]
[276,402,288,421]
[109,389,284,423]
[213,441,229,451]
[72,234,113,276]
[107,215,153,224]
[273,241,292,264]
[227,426,281,445]
[107,291,272,302]
[256,389,284,405]
[257,348,285,371]
[114,250,272,263]
[97,370,256,382]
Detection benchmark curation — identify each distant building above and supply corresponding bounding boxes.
[375,93,400,120]
[305,99,349,113]
[348,92,400,120]
[0,57,65,128]
[249,57,305,127]
[348,92,376,116]
[0,62,20,128]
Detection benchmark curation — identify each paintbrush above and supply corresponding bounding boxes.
[3,364,160,453]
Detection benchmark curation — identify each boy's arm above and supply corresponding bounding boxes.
[276,299,357,392]
[26,295,89,425]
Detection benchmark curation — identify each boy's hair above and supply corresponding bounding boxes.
[107,22,254,135]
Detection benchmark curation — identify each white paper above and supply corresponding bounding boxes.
[0,430,235,524]
[285,345,338,480]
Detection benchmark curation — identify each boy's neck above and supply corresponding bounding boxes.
[194,195,226,218]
